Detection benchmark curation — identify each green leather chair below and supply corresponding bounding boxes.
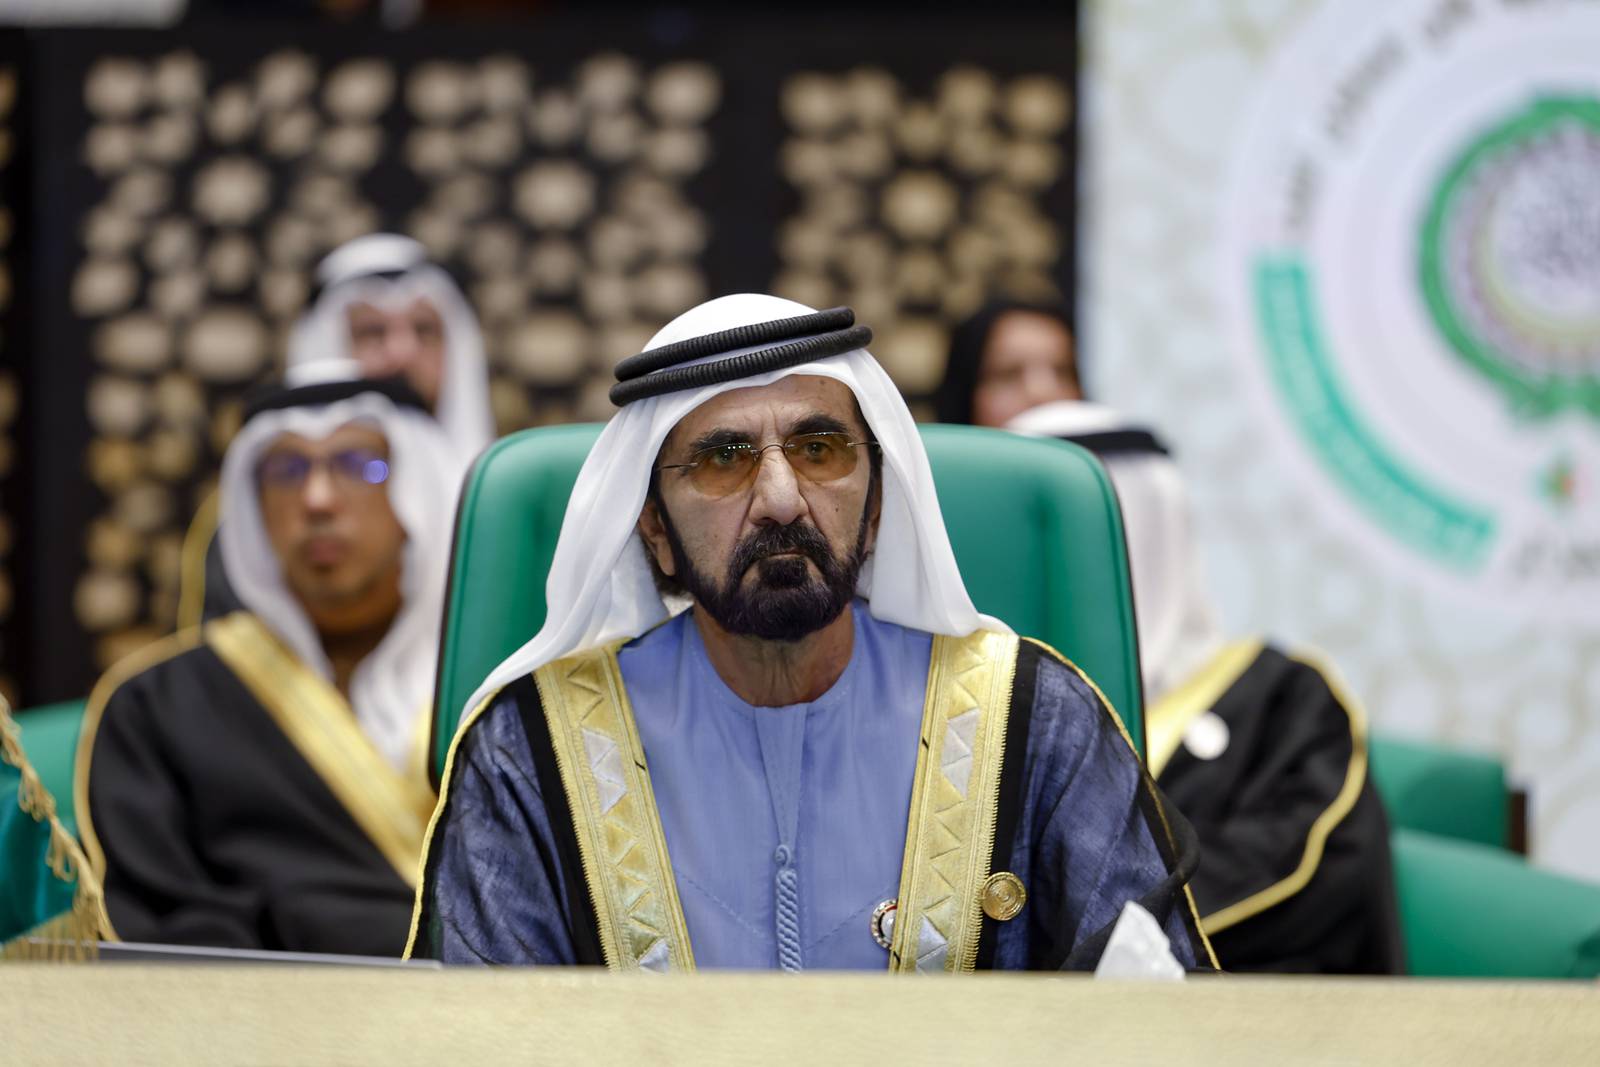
[13,700,86,838]
[1392,828,1600,978]
[1369,735,1509,851]
[430,422,1145,782]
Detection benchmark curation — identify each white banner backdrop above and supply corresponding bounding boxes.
[1084,0,1600,879]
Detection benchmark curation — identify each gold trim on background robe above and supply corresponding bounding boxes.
[206,612,436,887]
[1195,646,1369,935]
[1146,639,1265,779]
[175,488,221,634]
[1143,637,1369,938]
[75,626,209,922]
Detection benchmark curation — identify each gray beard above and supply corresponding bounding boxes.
[658,504,871,643]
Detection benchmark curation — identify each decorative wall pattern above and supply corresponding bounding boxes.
[72,48,394,672]
[399,53,718,427]
[66,44,721,676]
[9,17,1074,704]
[773,65,1072,414]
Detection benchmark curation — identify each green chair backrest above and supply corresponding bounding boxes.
[431,423,1144,782]
[1369,735,1509,851]
[1392,828,1600,978]
[14,701,87,838]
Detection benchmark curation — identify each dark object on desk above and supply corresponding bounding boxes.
[90,940,438,967]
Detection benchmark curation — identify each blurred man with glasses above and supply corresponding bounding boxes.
[179,232,493,629]
[77,366,460,955]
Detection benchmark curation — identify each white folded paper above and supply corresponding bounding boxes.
[1092,901,1186,981]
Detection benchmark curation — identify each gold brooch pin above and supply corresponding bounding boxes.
[981,872,1026,922]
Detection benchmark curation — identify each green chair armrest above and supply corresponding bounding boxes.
[1393,828,1600,978]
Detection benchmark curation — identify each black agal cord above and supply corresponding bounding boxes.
[610,307,871,406]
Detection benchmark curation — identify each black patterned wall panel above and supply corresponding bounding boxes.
[26,26,731,694]
[12,15,1074,702]
[773,64,1072,415]
[66,46,396,673]
[397,51,721,427]
[761,23,1075,418]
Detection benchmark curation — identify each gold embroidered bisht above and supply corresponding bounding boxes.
[1147,639,1401,973]
[75,613,434,955]
[409,615,1215,972]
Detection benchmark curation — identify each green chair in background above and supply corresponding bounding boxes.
[1368,735,1510,851]
[1392,828,1600,978]
[1362,721,1600,980]
[430,422,1145,782]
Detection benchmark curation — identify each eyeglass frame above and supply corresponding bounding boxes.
[255,447,392,494]
[654,431,879,497]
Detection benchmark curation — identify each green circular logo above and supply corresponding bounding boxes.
[1419,97,1600,421]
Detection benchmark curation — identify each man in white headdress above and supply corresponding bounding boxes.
[1008,400,1403,973]
[78,367,461,955]
[407,295,1216,973]
[179,232,493,628]
[288,232,495,458]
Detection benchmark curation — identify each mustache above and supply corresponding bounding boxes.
[296,516,342,537]
[728,522,836,583]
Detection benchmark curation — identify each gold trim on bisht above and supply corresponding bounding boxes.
[175,487,221,634]
[75,625,208,933]
[407,628,1222,973]
[1145,639,1264,779]
[404,686,502,960]
[888,629,1019,974]
[532,642,696,973]
[1198,647,1370,936]
[2,697,112,961]
[206,612,435,888]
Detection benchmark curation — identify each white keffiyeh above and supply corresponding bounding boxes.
[288,233,495,464]
[1007,400,1225,704]
[456,293,1007,728]
[217,361,464,770]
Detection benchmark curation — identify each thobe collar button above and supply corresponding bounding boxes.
[774,844,793,867]
[871,899,897,949]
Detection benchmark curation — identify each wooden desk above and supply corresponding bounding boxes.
[4,966,1597,1065]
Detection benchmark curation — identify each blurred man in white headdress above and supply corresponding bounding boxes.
[289,233,494,459]
[407,294,1216,973]
[179,233,493,628]
[1008,399,1403,974]
[78,366,461,955]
